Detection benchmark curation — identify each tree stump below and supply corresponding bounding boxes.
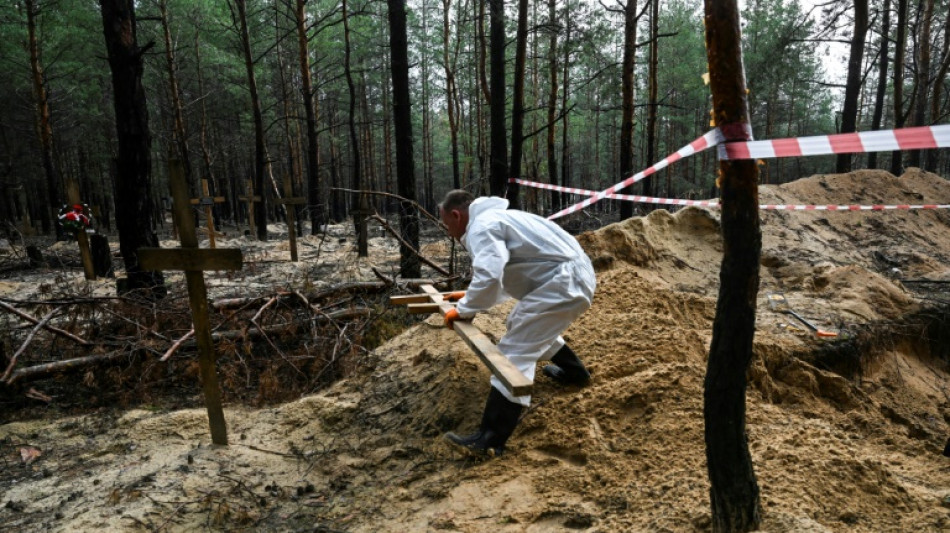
[26,245,46,268]
[90,234,115,278]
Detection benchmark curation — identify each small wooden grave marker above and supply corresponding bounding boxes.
[390,285,532,396]
[275,176,306,261]
[138,160,243,445]
[190,179,225,248]
[238,179,262,238]
[65,178,96,280]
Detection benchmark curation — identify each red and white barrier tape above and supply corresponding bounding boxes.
[532,124,948,219]
[544,129,724,220]
[512,178,950,212]
[720,124,950,160]
[510,178,719,207]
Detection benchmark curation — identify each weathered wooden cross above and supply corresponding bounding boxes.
[138,160,243,445]
[275,176,306,261]
[238,179,262,238]
[390,285,532,396]
[65,178,96,280]
[189,179,225,248]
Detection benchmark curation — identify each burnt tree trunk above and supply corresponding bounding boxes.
[702,0,763,530]
[100,0,166,297]
[387,0,420,278]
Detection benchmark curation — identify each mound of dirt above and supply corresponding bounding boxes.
[4,169,950,532]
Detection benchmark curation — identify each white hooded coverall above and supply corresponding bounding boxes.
[454,197,596,406]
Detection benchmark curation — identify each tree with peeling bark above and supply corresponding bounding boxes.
[99,0,166,298]
[703,0,763,530]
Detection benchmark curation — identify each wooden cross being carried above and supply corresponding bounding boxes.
[189,178,225,248]
[238,179,262,238]
[65,178,96,280]
[138,160,243,445]
[275,176,306,262]
[390,285,532,396]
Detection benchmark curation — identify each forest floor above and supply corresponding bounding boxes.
[3,168,950,532]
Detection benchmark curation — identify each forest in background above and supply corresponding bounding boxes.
[0,0,948,240]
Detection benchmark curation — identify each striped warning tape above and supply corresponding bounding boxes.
[511,178,950,211]
[511,179,719,207]
[719,124,950,160]
[544,129,723,220]
[537,124,949,220]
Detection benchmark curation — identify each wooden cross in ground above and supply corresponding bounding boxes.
[238,179,262,238]
[390,285,532,396]
[65,177,96,280]
[138,160,243,445]
[275,175,306,261]
[190,179,225,248]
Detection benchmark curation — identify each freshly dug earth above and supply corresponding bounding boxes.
[3,169,950,532]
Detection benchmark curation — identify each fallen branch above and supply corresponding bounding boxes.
[0,300,91,345]
[1,308,60,381]
[160,328,195,362]
[211,279,455,311]
[369,214,451,276]
[6,349,135,385]
[330,187,445,230]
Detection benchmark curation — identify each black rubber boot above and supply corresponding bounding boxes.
[542,344,591,386]
[444,387,524,457]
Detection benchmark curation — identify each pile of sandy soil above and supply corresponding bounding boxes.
[3,169,950,532]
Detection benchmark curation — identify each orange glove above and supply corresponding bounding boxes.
[444,308,462,330]
[444,291,466,302]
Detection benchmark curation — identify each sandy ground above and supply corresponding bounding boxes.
[3,168,950,532]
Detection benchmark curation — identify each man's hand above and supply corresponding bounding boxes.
[444,291,466,302]
[444,308,462,330]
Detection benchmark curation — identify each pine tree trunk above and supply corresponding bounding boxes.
[159,0,193,191]
[25,0,60,236]
[908,0,933,169]
[928,7,950,171]
[868,0,891,170]
[546,0,559,211]
[100,0,166,297]
[508,0,529,207]
[488,0,508,197]
[619,0,638,220]
[294,0,325,234]
[703,0,762,530]
[646,0,659,196]
[233,0,268,240]
[890,0,909,175]
[836,0,868,173]
[387,0,420,278]
[443,0,462,190]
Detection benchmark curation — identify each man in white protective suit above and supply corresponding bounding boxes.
[438,189,597,457]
